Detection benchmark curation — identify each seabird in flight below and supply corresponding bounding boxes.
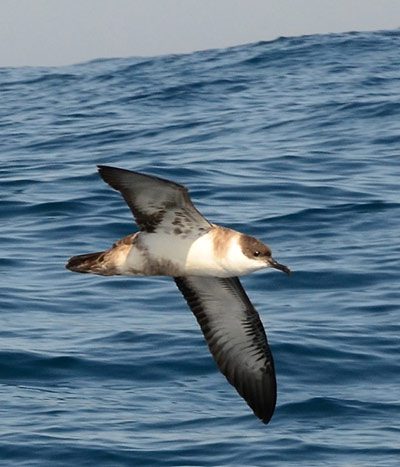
[66,166,290,424]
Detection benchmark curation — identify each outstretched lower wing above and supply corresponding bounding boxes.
[174,275,276,423]
[98,165,211,234]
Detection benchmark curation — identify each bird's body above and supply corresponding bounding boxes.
[69,225,279,278]
[66,166,290,424]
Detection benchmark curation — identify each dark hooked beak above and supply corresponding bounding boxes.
[268,258,291,275]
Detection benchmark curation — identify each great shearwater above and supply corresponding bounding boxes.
[66,166,290,424]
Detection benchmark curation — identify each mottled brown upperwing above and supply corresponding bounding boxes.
[98,166,212,234]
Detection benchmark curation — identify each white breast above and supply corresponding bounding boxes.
[129,228,258,277]
[185,233,230,276]
[186,230,266,277]
[134,230,227,276]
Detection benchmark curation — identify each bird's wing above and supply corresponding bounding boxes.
[98,165,212,234]
[174,275,276,423]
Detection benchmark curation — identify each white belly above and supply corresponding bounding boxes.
[128,231,231,277]
[123,226,255,277]
[185,234,230,276]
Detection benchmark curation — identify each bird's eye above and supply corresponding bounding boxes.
[253,251,260,257]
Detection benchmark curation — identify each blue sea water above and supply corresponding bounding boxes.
[1,29,400,466]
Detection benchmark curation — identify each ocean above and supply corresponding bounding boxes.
[1,29,399,466]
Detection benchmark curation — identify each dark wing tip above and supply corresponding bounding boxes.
[222,352,276,424]
[97,165,128,191]
[97,165,118,190]
[257,375,277,424]
[97,165,188,194]
[97,164,115,176]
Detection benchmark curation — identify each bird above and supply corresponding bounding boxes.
[66,166,290,424]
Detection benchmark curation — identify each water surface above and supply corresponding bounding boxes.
[1,30,400,466]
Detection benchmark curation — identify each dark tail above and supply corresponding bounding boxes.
[66,251,107,274]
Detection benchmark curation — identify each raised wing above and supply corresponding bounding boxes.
[174,276,276,423]
[98,166,212,233]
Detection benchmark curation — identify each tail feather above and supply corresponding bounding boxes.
[66,251,107,274]
[66,233,138,276]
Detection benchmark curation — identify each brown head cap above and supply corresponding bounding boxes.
[239,235,272,260]
[239,234,291,274]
